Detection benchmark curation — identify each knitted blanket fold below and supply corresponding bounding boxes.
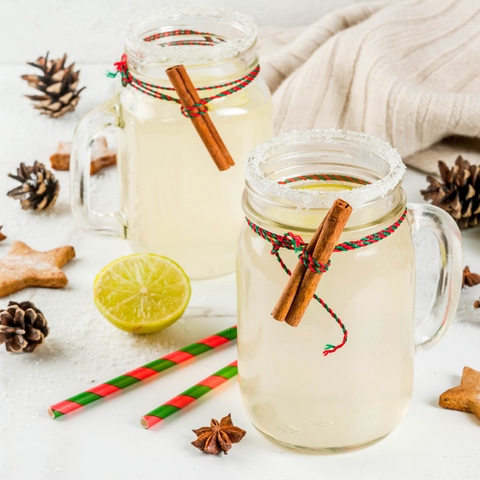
[257,0,480,173]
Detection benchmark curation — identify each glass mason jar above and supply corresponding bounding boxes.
[71,7,273,279]
[237,130,462,453]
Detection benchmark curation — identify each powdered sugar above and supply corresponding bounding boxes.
[125,6,257,64]
[0,66,237,437]
[245,129,406,211]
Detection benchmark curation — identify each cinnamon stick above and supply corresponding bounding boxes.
[165,65,235,171]
[271,218,326,322]
[283,199,352,328]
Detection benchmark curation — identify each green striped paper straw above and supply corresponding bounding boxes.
[48,326,237,419]
[141,360,238,428]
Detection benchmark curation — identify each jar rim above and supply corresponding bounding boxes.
[125,6,257,64]
[245,129,406,211]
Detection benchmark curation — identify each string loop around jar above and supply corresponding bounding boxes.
[108,23,261,118]
[246,197,408,356]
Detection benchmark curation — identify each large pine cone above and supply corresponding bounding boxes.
[0,301,50,353]
[21,53,85,119]
[421,156,480,229]
[7,161,60,211]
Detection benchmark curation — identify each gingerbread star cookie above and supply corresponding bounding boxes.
[49,136,116,175]
[0,241,75,298]
[439,366,480,421]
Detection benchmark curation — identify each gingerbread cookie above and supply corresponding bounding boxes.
[50,136,116,174]
[439,366,480,421]
[0,241,75,298]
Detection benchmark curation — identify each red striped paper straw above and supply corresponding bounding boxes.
[48,326,237,419]
[141,360,238,429]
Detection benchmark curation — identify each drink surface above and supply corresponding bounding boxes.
[116,79,273,279]
[237,182,415,451]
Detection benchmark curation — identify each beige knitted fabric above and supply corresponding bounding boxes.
[257,0,480,173]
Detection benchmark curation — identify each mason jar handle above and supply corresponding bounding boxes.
[70,94,126,238]
[408,203,462,352]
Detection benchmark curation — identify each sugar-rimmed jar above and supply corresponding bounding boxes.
[70,7,273,279]
[236,130,462,453]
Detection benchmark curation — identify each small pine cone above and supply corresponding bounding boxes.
[7,161,60,211]
[21,53,85,119]
[0,301,50,353]
[421,156,480,229]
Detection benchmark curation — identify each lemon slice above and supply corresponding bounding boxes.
[299,184,354,192]
[93,254,191,334]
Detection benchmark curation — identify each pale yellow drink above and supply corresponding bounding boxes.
[70,8,274,280]
[116,81,272,279]
[237,193,415,451]
[236,130,419,453]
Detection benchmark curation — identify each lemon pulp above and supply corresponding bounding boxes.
[93,253,191,334]
[299,183,354,192]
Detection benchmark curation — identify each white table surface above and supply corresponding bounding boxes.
[0,65,480,480]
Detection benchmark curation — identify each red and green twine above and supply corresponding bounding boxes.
[108,29,260,118]
[247,175,408,356]
[143,29,226,47]
[278,174,370,186]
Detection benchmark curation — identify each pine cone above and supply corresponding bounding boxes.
[21,53,85,118]
[7,161,60,211]
[0,301,49,353]
[421,156,480,229]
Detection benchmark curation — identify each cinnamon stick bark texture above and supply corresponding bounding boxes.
[165,65,235,171]
[271,219,325,322]
[273,199,352,328]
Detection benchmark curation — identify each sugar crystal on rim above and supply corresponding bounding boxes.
[245,129,406,211]
[125,6,257,63]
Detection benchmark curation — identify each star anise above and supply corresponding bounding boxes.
[191,414,246,455]
[463,266,480,288]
